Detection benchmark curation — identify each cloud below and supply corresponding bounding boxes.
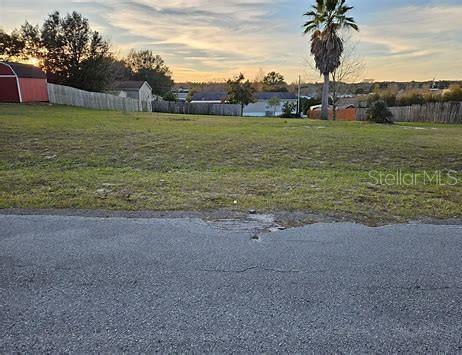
[84,0,305,81]
[354,4,462,80]
[1,0,461,81]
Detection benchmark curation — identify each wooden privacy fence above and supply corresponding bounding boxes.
[357,102,462,124]
[152,101,242,116]
[47,83,150,112]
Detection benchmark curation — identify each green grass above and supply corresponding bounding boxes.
[1,103,461,224]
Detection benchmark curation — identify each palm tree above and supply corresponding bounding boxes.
[303,0,358,120]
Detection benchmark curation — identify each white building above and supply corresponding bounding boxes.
[110,81,153,110]
[244,92,298,117]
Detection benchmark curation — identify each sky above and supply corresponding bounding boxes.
[1,0,462,83]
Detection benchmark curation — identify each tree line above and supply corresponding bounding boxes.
[0,11,173,95]
[366,86,462,107]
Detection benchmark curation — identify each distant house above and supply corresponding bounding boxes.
[190,92,227,103]
[245,92,298,117]
[190,91,298,117]
[0,62,49,103]
[109,81,153,106]
[172,88,190,102]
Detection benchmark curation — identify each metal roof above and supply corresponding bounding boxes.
[191,92,227,101]
[1,62,47,79]
[255,92,297,100]
[113,81,149,91]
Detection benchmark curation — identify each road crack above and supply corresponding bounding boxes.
[198,266,325,274]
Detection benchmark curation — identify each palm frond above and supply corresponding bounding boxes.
[315,0,324,12]
[338,5,354,15]
[344,17,359,31]
[303,10,318,17]
[304,0,358,75]
[326,0,338,12]
[304,3,357,39]
[303,23,319,33]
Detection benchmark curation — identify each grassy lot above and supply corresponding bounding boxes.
[1,103,461,224]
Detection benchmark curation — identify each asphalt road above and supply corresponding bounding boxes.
[1,214,462,353]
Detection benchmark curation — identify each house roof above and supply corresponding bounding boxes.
[255,92,297,100]
[113,81,149,91]
[1,62,47,79]
[191,92,227,101]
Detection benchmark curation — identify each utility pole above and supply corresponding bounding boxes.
[297,75,301,117]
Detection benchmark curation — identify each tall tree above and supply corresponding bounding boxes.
[15,11,114,91]
[125,49,173,95]
[268,96,281,116]
[226,73,256,116]
[0,29,25,60]
[262,71,288,92]
[108,59,132,84]
[252,68,266,91]
[303,0,359,120]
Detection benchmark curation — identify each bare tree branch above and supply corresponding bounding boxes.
[331,33,366,119]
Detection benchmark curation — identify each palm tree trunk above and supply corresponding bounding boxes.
[321,72,329,120]
[332,81,337,121]
[332,72,337,121]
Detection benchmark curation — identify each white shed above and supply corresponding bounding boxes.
[111,81,153,109]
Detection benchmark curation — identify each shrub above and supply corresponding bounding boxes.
[444,86,462,102]
[300,97,321,114]
[366,100,393,124]
[398,92,425,106]
[381,91,397,107]
[162,91,177,102]
[367,91,397,107]
[423,92,443,103]
[366,92,381,106]
[185,89,196,103]
[280,101,297,118]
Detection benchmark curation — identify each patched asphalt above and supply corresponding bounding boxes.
[1,214,462,353]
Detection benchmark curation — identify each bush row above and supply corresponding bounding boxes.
[365,87,462,107]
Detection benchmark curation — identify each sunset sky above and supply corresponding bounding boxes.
[1,0,461,83]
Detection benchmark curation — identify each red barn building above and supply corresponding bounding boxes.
[0,62,49,103]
